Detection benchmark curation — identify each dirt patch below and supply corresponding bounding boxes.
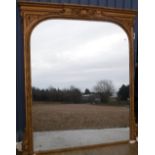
[32,102,129,131]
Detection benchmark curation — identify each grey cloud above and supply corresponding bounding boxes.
[31,20,129,92]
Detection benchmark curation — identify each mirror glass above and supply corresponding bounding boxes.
[31,19,129,152]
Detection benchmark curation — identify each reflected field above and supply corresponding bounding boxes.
[32,102,129,131]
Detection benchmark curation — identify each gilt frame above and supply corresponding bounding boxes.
[18,1,137,155]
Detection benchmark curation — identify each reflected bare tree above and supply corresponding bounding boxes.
[94,80,115,103]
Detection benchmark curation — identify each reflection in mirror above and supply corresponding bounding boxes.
[31,20,129,152]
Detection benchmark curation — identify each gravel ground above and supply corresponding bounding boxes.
[32,102,129,131]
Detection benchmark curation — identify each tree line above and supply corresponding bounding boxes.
[32,86,82,103]
[32,80,129,103]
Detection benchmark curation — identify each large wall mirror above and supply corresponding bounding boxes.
[19,2,137,155]
[31,19,130,152]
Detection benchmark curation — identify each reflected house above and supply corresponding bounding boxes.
[109,94,117,102]
[81,93,101,103]
[82,93,118,104]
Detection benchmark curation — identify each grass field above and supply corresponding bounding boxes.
[32,102,129,131]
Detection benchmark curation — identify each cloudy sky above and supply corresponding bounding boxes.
[30,19,129,92]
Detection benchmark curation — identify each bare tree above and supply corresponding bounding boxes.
[94,80,115,103]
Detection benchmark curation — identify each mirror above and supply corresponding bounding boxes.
[31,19,130,152]
[19,2,137,155]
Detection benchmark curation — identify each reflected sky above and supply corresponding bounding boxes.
[31,20,129,92]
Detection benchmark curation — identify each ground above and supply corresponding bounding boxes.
[17,143,138,155]
[32,102,129,131]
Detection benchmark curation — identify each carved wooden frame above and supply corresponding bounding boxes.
[18,1,137,155]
